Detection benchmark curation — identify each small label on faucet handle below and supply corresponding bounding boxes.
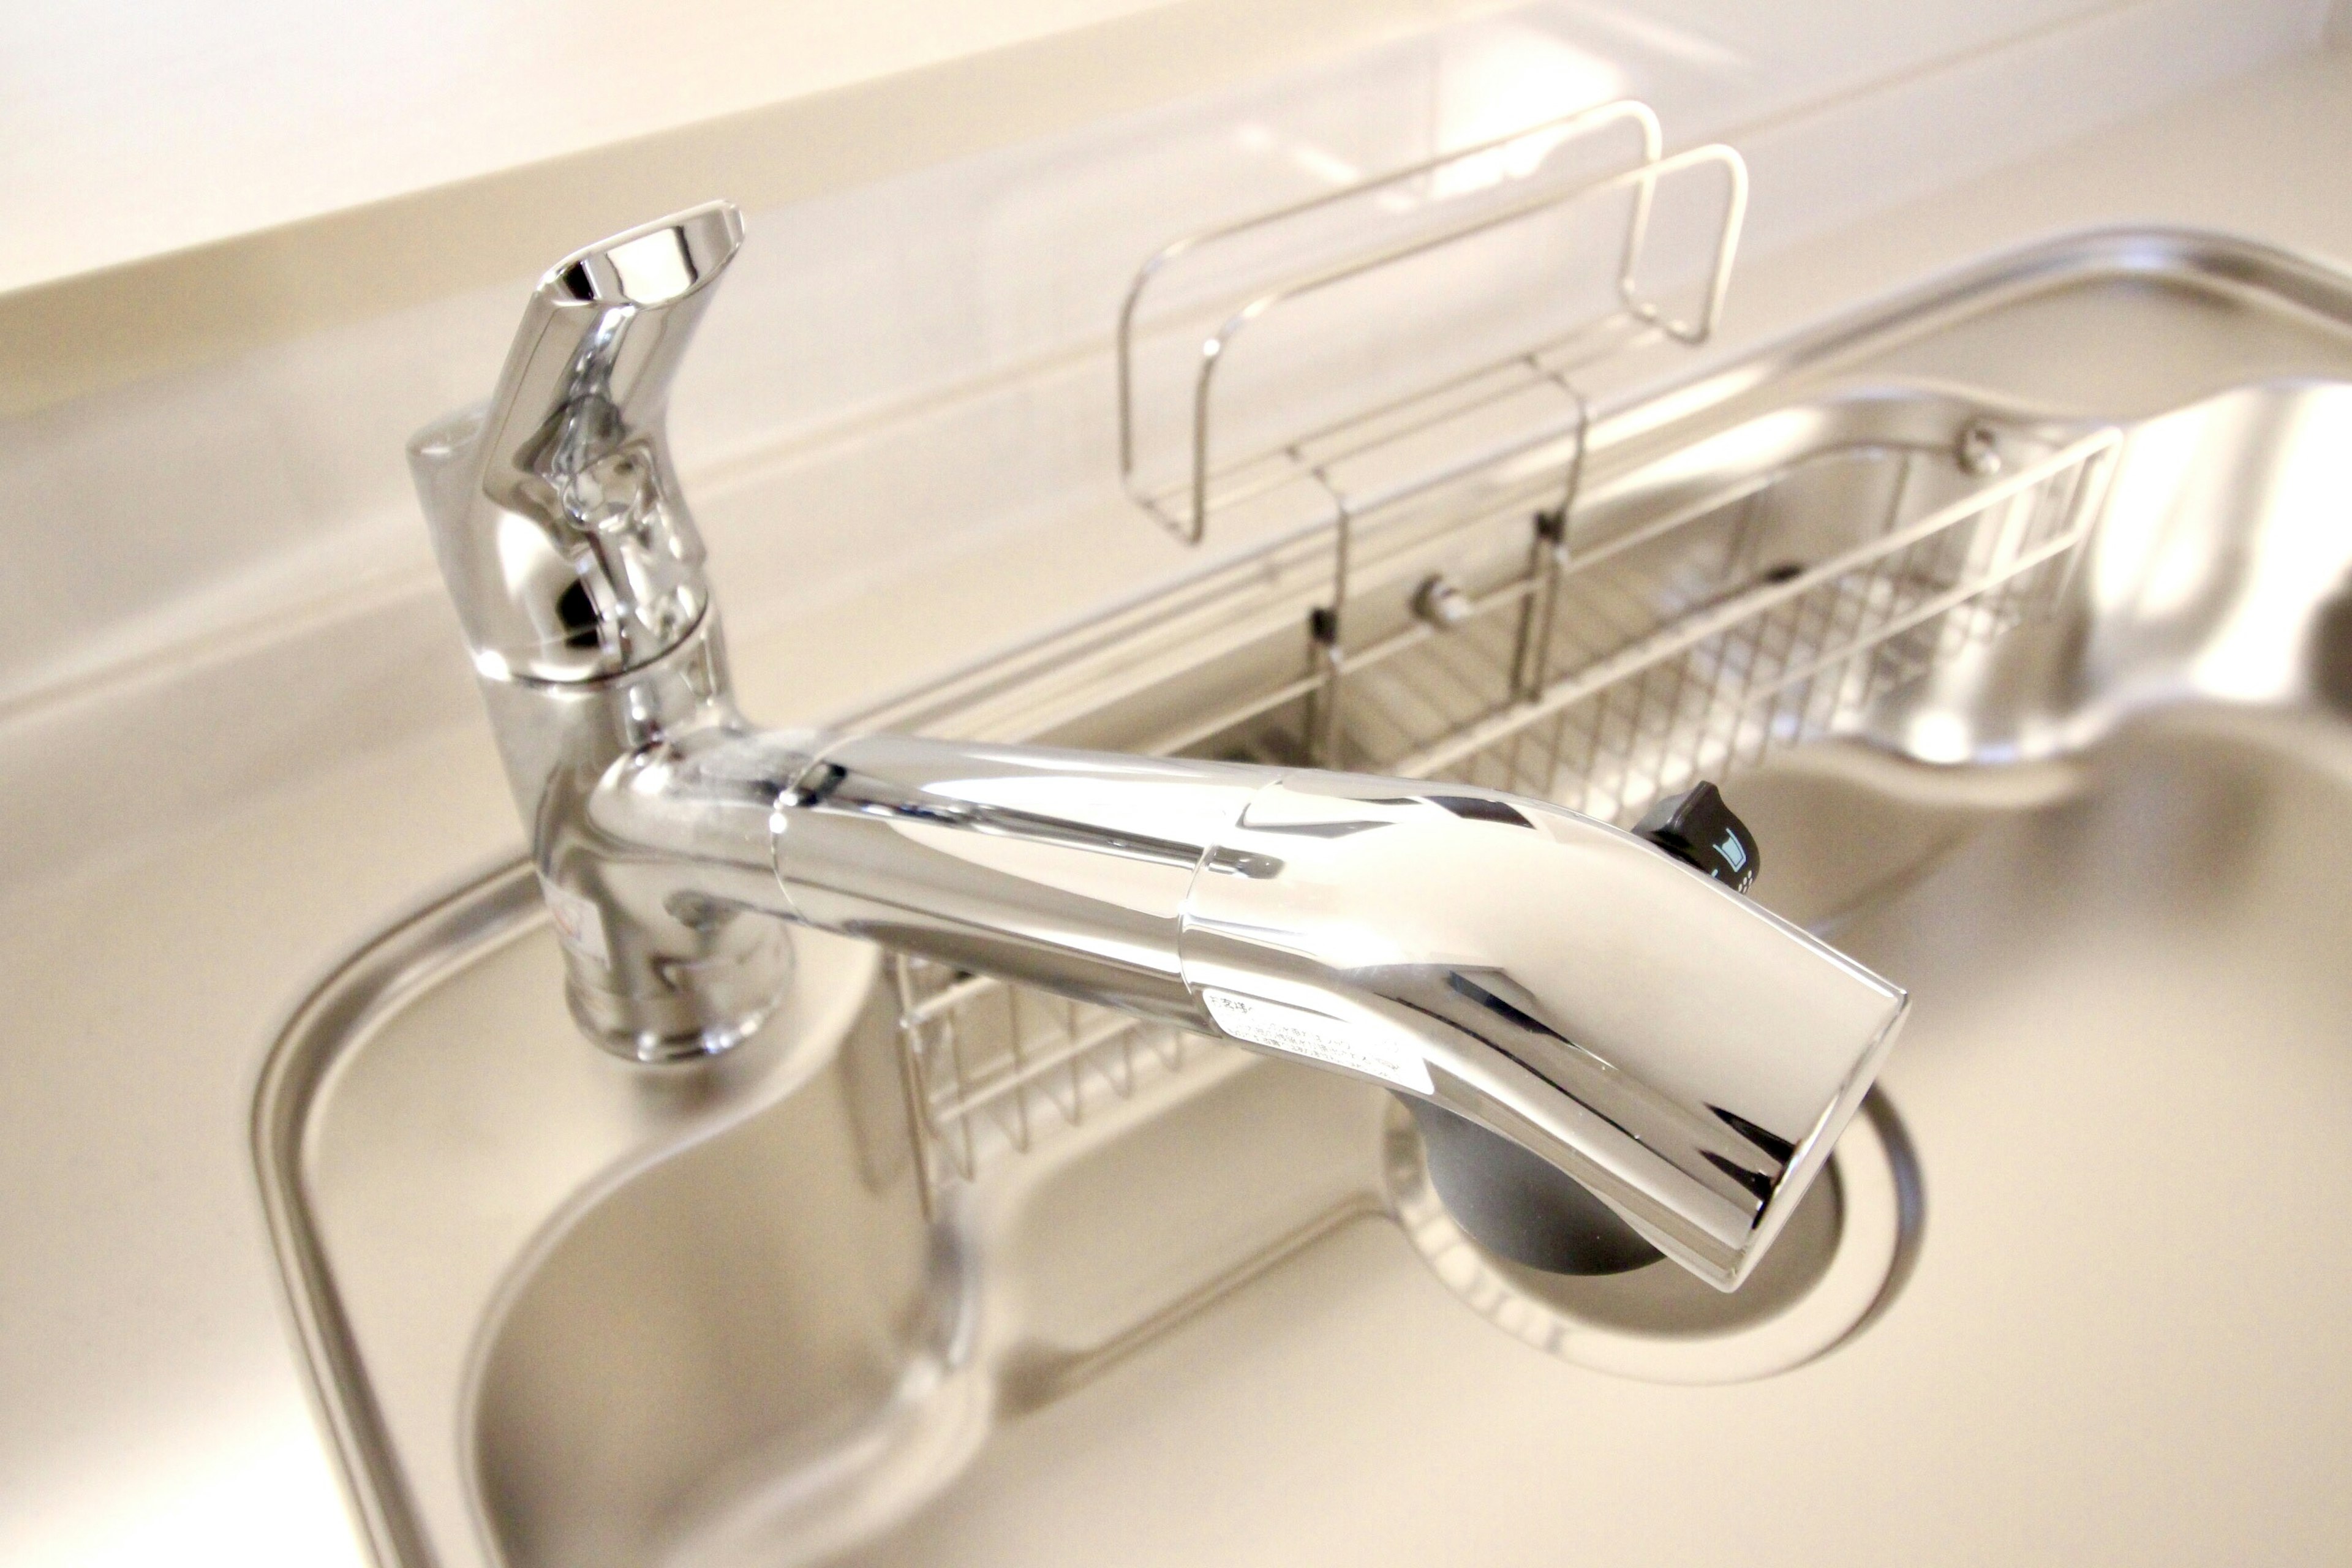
[538,873,611,967]
[1202,989,1434,1094]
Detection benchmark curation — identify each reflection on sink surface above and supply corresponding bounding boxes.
[257,231,2352,1567]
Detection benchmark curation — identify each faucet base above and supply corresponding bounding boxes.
[562,921,795,1064]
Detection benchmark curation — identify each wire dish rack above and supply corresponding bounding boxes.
[884,104,2122,1208]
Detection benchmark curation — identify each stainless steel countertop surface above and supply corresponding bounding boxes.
[7,40,2352,1567]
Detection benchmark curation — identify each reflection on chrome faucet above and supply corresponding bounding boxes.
[408,201,1905,1292]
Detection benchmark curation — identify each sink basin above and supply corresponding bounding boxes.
[257,230,2352,1567]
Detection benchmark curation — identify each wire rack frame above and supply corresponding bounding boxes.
[1115,98,1744,545]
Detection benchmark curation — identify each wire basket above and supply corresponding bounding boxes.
[1333,425,2119,818]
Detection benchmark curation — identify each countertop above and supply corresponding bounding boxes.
[7,29,2352,1568]
[1,0,1502,412]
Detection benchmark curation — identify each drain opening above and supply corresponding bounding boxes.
[1384,1088,1921,1384]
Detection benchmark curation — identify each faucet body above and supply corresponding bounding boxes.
[410,203,1905,1291]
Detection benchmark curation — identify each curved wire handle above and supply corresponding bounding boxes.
[1116,99,1747,546]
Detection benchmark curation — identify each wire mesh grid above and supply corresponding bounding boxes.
[892,954,1215,1200]
[892,424,2117,1205]
[1379,427,2120,820]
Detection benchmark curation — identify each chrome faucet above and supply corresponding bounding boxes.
[409,202,1905,1292]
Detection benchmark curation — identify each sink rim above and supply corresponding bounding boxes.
[253,860,543,1568]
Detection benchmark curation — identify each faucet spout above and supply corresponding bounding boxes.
[411,202,1906,1294]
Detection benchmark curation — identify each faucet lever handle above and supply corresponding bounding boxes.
[409,202,745,684]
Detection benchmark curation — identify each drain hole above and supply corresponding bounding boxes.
[1491,1158,1843,1336]
[1384,1088,1921,1384]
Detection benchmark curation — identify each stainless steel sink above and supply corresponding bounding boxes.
[258,230,2352,1567]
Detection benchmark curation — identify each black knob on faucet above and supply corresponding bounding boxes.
[1633,780,1759,894]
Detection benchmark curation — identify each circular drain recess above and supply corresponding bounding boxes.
[1384,1090,1921,1384]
